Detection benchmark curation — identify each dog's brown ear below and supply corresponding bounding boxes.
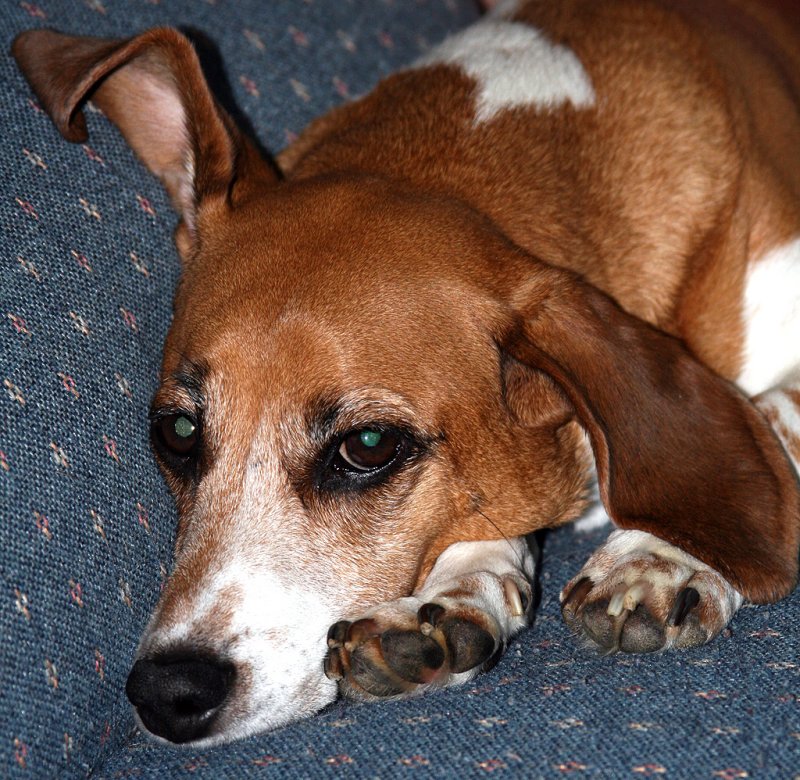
[12,28,278,253]
[501,264,800,604]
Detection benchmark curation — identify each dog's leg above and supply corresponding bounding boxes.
[560,374,800,654]
[324,537,535,700]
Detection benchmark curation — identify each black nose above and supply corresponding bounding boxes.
[126,654,235,743]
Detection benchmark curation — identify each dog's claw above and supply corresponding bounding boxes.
[327,620,350,648]
[417,602,445,632]
[504,577,528,616]
[561,576,593,619]
[668,587,700,627]
[344,618,380,651]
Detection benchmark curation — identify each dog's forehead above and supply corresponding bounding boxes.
[195,175,503,305]
[163,176,511,427]
[179,276,498,399]
[188,299,493,424]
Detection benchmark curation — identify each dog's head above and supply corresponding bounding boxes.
[14,28,799,745]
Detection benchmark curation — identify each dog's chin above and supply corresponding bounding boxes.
[133,672,339,747]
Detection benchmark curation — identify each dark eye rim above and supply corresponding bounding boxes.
[317,424,417,492]
[149,408,202,468]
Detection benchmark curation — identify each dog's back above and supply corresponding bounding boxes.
[281,0,800,382]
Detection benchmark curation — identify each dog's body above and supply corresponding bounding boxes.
[13,0,800,746]
[285,0,800,382]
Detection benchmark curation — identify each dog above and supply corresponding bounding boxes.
[13,0,800,746]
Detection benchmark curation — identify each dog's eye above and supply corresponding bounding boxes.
[153,413,199,457]
[315,424,423,493]
[338,429,400,472]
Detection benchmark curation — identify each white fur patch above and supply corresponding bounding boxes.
[143,561,339,747]
[572,431,611,533]
[738,237,800,396]
[763,387,800,434]
[756,382,800,474]
[414,18,595,123]
[573,487,612,533]
[421,537,536,585]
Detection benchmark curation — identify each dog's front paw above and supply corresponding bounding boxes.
[324,569,531,700]
[560,530,743,654]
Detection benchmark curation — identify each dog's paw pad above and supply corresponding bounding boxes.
[417,600,496,671]
[380,628,446,683]
[560,531,742,654]
[438,614,496,672]
[324,598,500,699]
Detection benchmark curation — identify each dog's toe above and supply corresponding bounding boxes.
[438,614,496,673]
[418,600,496,672]
[618,604,666,653]
[380,629,445,682]
[572,596,615,651]
[348,634,409,697]
[325,618,414,697]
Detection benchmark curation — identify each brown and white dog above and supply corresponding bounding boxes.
[13,0,800,746]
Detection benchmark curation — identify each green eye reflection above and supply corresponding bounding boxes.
[154,413,199,457]
[359,430,382,448]
[339,429,399,471]
[174,415,196,439]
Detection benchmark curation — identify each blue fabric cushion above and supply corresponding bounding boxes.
[1,1,797,778]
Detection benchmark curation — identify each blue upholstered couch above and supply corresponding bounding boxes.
[2,1,798,777]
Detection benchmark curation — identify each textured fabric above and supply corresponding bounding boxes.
[1,0,798,778]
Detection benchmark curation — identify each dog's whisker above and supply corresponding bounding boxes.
[474,507,524,568]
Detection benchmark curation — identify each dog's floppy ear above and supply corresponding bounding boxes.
[12,28,278,255]
[500,263,800,604]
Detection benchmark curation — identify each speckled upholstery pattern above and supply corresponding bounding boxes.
[1,1,798,777]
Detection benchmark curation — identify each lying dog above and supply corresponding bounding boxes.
[13,0,800,746]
